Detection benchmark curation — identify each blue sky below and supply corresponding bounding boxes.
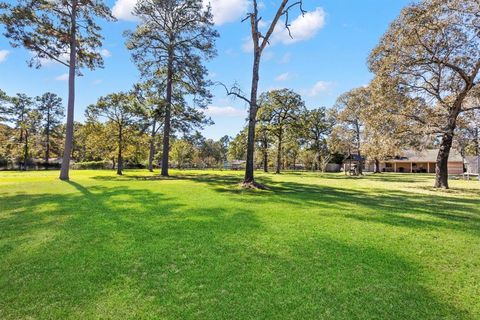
[0,0,410,139]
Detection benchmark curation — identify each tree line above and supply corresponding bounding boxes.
[0,88,228,174]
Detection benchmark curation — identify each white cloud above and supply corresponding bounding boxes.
[275,72,290,82]
[113,0,249,25]
[0,50,10,63]
[204,0,249,25]
[112,0,138,21]
[273,7,326,45]
[204,105,246,117]
[305,81,333,97]
[242,7,325,52]
[100,49,112,58]
[92,79,103,85]
[55,73,69,81]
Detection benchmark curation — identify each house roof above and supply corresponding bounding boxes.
[390,149,463,163]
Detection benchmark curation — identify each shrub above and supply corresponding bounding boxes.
[72,161,111,170]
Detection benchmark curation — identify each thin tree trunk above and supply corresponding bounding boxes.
[117,126,123,175]
[476,127,480,181]
[161,48,174,177]
[148,119,156,172]
[475,127,479,157]
[263,138,268,173]
[374,158,381,173]
[276,131,282,174]
[45,109,50,167]
[59,0,77,181]
[23,130,28,171]
[244,53,261,184]
[355,120,363,175]
[357,152,364,176]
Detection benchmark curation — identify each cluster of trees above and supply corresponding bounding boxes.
[246,89,336,174]
[0,87,233,174]
[228,86,410,175]
[72,120,231,175]
[0,91,64,169]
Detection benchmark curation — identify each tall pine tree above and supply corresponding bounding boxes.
[0,0,114,180]
[126,0,218,176]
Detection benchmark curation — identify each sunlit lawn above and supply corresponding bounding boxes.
[0,169,479,319]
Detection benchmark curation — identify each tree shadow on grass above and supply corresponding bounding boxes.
[171,172,480,237]
[0,178,477,319]
[91,174,186,182]
[277,172,437,184]
[0,181,264,319]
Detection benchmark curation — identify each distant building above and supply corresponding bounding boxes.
[224,160,246,170]
[343,149,465,175]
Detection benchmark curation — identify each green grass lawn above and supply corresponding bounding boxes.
[0,170,479,319]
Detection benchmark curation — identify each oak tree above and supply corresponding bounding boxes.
[86,92,140,175]
[300,107,334,171]
[369,0,480,188]
[258,89,304,174]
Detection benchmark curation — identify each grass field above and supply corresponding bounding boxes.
[0,170,479,319]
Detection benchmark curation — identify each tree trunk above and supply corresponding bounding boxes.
[161,48,174,177]
[276,132,282,174]
[117,126,123,175]
[374,158,381,173]
[475,127,479,157]
[357,153,364,176]
[59,0,77,181]
[148,119,156,172]
[263,138,268,173]
[434,98,465,189]
[476,127,480,181]
[355,121,363,175]
[45,109,50,167]
[244,52,261,184]
[112,157,115,170]
[23,130,28,171]
[434,127,455,189]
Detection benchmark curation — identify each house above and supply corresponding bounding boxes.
[343,149,465,175]
[224,160,246,170]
